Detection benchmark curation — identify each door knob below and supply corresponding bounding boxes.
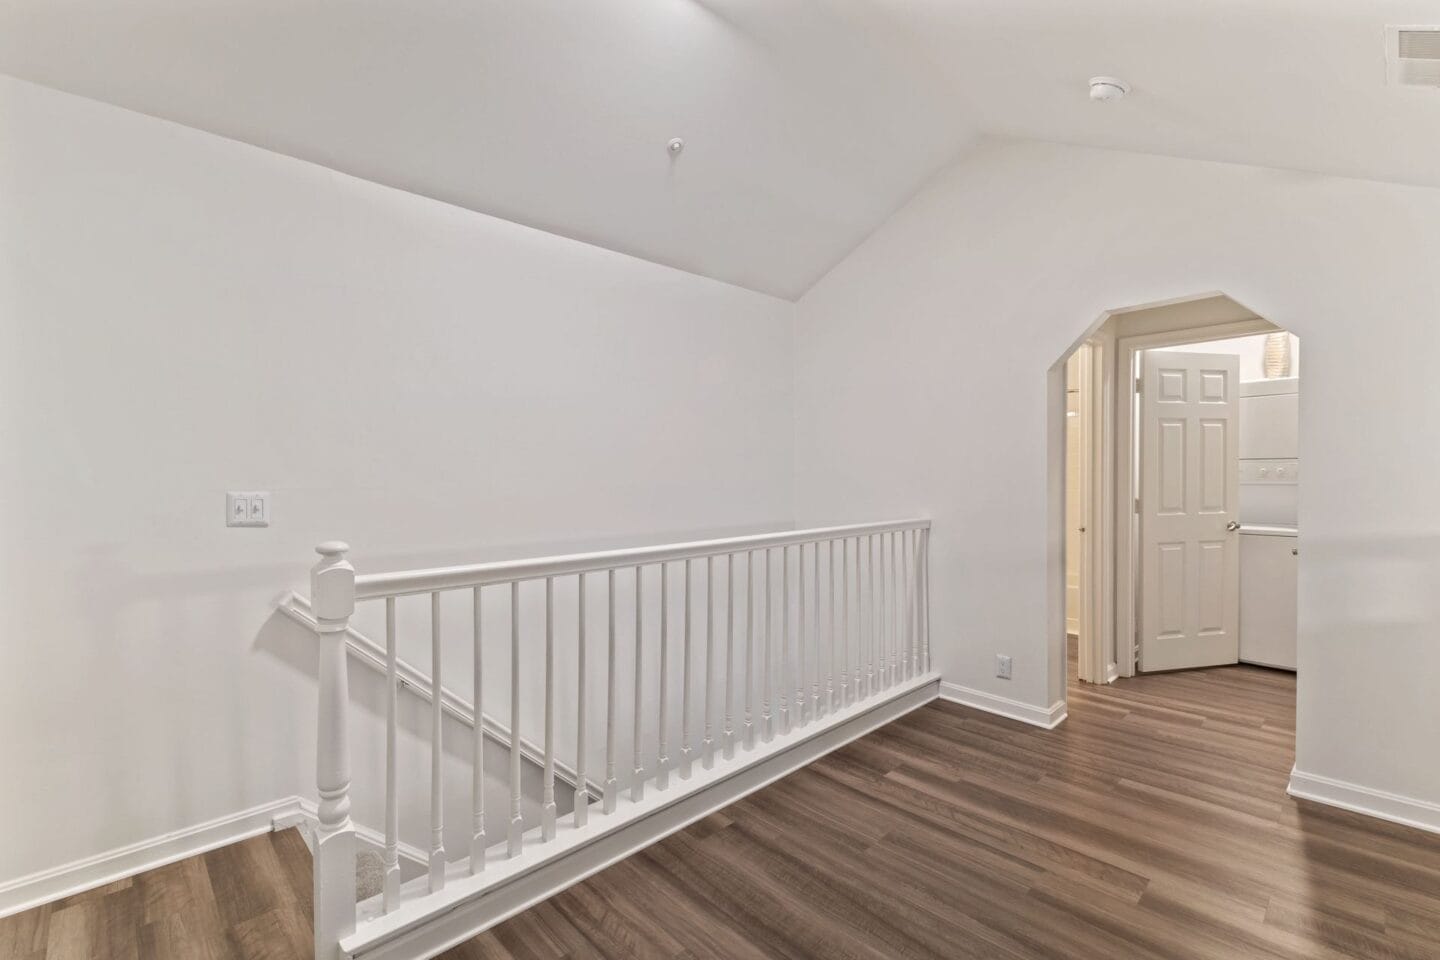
[1226,521,1241,532]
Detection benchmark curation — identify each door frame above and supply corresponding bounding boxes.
[1069,339,1112,684]
[1113,318,1276,677]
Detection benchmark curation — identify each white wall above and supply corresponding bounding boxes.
[0,75,794,890]
[794,137,1440,812]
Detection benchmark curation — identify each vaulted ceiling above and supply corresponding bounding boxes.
[2,1,1437,299]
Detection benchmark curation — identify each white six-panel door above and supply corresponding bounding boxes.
[1139,351,1240,672]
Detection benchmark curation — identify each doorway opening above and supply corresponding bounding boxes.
[1060,293,1300,700]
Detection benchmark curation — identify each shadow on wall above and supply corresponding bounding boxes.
[61,547,312,874]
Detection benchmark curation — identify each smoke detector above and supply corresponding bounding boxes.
[1089,77,1130,102]
[1387,26,1440,87]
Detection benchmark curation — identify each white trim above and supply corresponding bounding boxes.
[354,519,929,598]
[1287,768,1440,836]
[937,682,1068,730]
[0,797,431,921]
[344,676,941,960]
[0,797,306,919]
[1114,315,1279,678]
[1073,335,1115,686]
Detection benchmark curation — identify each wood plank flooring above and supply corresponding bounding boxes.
[7,656,1440,958]
[0,826,314,960]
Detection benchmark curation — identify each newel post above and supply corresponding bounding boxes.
[312,541,357,960]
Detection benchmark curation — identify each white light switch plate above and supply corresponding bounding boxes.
[227,491,270,527]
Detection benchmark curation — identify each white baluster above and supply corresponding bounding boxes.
[311,543,356,960]
[725,552,736,760]
[930,528,936,672]
[895,531,906,681]
[812,541,821,719]
[922,528,932,674]
[780,546,790,735]
[841,538,851,707]
[703,555,716,770]
[680,558,694,780]
[846,532,858,699]
[827,539,837,716]
[383,598,401,906]
[889,530,898,688]
[858,532,869,699]
[873,536,881,693]
[858,538,869,693]
[796,543,807,729]
[429,592,445,892]
[762,548,773,742]
[846,538,858,702]
[541,578,557,841]
[880,533,889,690]
[744,550,756,751]
[574,575,589,828]
[603,570,618,815]
[657,563,670,791]
[470,588,485,872]
[912,529,923,678]
[508,582,523,857]
[879,534,889,691]
[632,566,645,802]
[904,530,915,680]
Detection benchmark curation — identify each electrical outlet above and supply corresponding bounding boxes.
[227,491,270,527]
[996,654,1013,680]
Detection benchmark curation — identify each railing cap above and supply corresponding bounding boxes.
[316,541,351,558]
[352,518,930,599]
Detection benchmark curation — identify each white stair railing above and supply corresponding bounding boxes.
[307,519,932,960]
[277,591,602,798]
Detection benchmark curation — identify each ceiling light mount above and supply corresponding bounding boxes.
[1089,76,1130,102]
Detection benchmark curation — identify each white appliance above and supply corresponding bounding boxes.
[1238,377,1297,670]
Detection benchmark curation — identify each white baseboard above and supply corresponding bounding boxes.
[0,796,432,921]
[1287,768,1440,836]
[0,796,307,919]
[937,682,1068,729]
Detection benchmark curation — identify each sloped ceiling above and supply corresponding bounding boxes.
[1,1,1438,299]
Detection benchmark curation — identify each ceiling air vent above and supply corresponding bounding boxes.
[1387,26,1440,87]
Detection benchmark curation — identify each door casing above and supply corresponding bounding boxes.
[1112,318,1276,677]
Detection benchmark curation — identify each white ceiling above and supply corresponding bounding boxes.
[2,1,1438,299]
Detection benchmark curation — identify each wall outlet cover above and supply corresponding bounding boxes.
[227,491,270,527]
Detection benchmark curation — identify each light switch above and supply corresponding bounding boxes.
[227,491,270,528]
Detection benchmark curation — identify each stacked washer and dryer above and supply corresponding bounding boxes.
[1238,377,1298,670]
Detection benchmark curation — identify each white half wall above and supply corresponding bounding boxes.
[0,75,794,893]
[793,137,1440,813]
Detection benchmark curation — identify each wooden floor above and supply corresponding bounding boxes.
[8,655,1440,959]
